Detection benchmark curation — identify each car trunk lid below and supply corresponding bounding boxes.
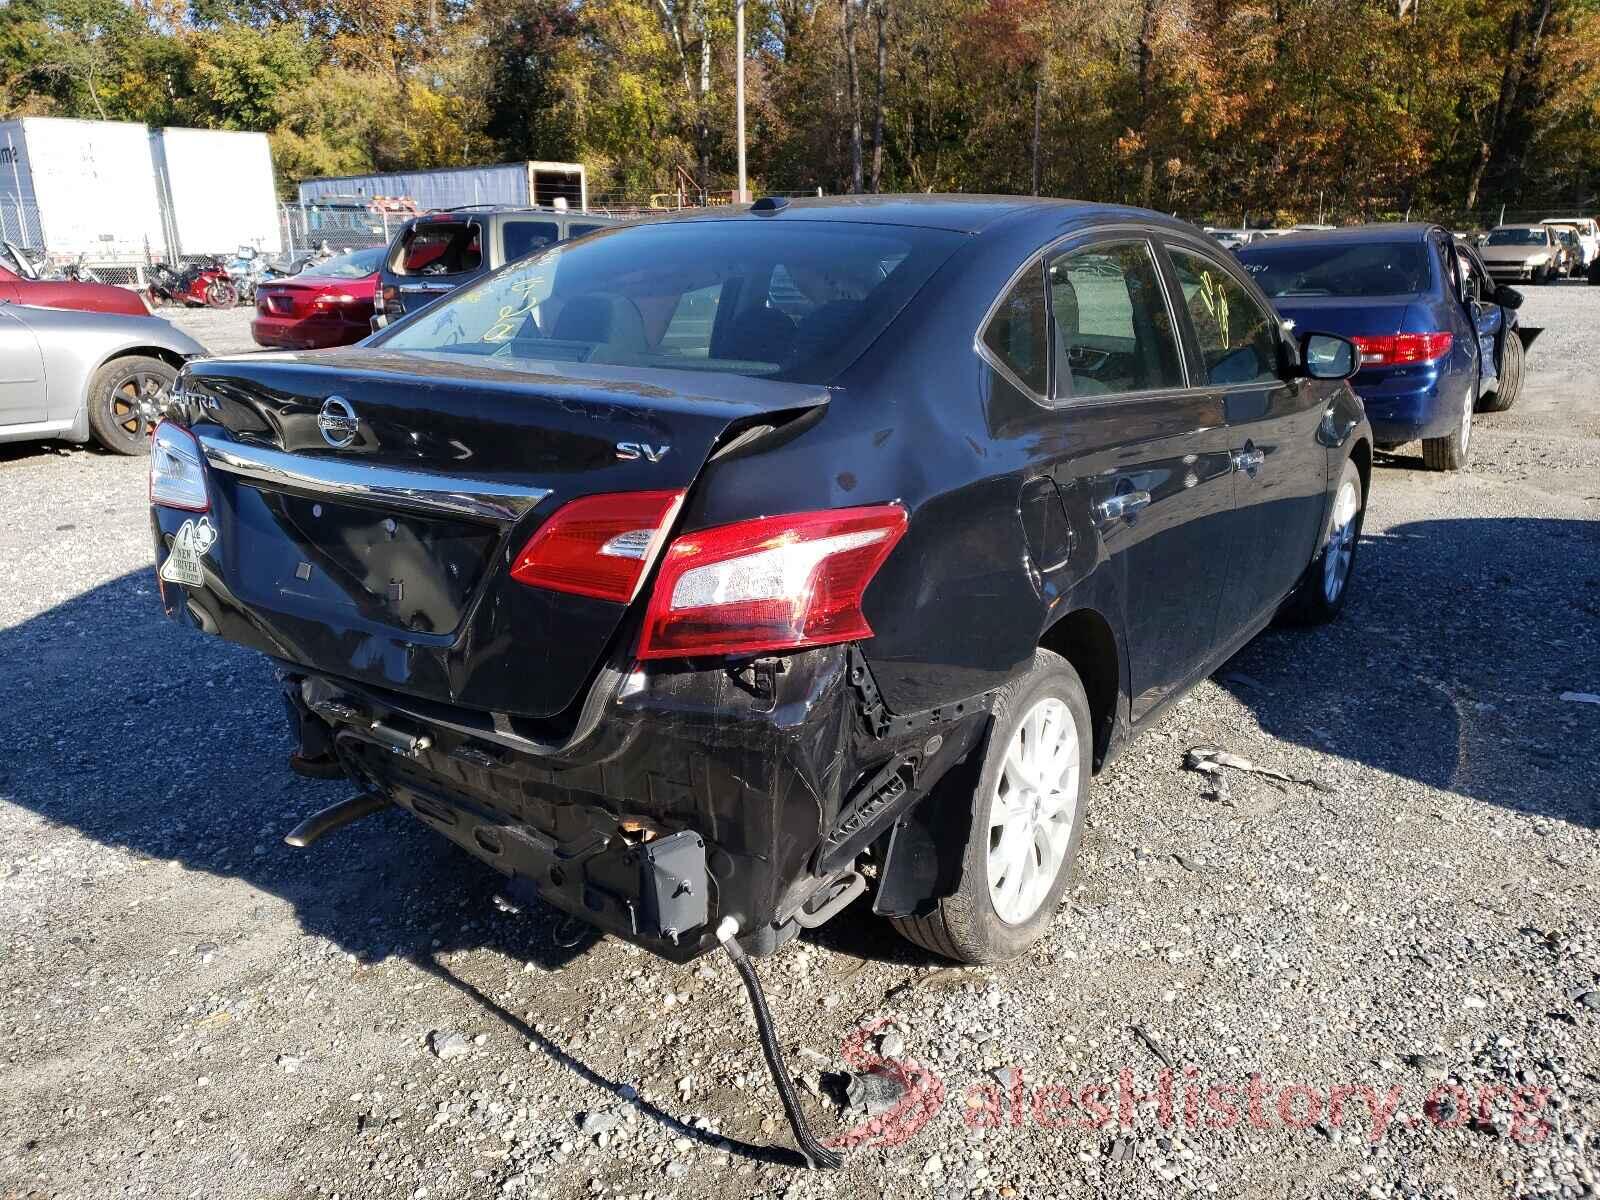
[175,350,829,719]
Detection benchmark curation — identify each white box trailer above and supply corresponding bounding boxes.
[151,127,281,256]
[0,117,170,259]
[297,161,588,213]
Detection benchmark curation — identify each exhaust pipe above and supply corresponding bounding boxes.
[283,793,390,848]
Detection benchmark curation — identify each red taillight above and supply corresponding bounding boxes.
[1350,332,1453,366]
[311,292,357,313]
[510,490,684,603]
[636,505,908,661]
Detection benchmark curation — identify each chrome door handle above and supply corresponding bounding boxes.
[1095,490,1151,522]
[1232,448,1264,477]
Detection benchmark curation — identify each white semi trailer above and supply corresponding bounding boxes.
[0,117,281,264]
[296,161,589,213]
[151,127,281,256]
[0,117,170,259]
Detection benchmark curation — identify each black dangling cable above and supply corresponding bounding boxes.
[717,918,844,1170]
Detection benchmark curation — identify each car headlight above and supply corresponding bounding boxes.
[1526,253,1548,266]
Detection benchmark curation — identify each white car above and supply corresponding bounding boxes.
[1542,217,1598,270]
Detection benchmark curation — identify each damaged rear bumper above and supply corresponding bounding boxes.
[280,646,990,961]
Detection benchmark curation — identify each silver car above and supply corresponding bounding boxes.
[1479,224,1562,285]
[0,302,206,455]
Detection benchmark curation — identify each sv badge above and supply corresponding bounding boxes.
[616,442,669,463]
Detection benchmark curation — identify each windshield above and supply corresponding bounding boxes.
[377,219,967,384]
[1486,228,1547,247]
[305,247,383,279]
[1236,241,1431,297]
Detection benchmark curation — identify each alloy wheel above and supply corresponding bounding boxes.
[987,696,1080,925]
[108,370,169,441]
[1322,477,1361,603]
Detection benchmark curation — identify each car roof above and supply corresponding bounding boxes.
[636,194,1191,236]
[1492,223,1547,232]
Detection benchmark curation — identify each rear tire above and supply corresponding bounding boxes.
[86,355,176,455]
[889,649,1090,964]
[1477,330,1523,413]
[1282,457,1364,625]
[1421,381,1475,471]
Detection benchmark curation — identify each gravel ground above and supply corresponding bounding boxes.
[163,305,262,356]
[2,286,1597,1200]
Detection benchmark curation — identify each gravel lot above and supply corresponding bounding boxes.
[2,287,1597,1200]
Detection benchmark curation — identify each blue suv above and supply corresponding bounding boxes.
[1237,224,1527,471]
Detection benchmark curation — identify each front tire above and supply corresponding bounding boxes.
[889,649,1090,964]
[86,355,177,455]
[1477,330,1524,413]
[1422,380,1475,471]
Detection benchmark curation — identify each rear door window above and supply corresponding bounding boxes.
[1046,241,1185,399]
[568,223,606,239]
[502,220,560,263]
[394,221,483,276]
[1166,247,1281,386]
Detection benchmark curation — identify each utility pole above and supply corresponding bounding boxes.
[736,0,749,203]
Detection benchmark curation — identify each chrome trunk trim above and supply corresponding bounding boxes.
[197,433,551,523]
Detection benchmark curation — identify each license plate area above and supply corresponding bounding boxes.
[254,489,499,634]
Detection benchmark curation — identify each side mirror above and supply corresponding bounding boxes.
[1299,332,1359,380]
[1492,284,1524,310]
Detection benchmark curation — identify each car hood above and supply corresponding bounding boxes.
[3,301,208,356]
[1480,244,1550,264]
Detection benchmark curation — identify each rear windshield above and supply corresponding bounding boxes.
[1485,228,1547,247]
[310,246,384,279]
[393,220,483,276]
[1237,241,1431,297]
[376,219,967,384]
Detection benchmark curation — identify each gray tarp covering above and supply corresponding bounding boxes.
[296,162,585,211]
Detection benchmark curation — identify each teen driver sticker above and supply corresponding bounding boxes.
[159,516,217,587]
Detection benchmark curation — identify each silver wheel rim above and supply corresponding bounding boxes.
[1460,387,1473,457]
[1323,477,1360,602]
[987,696,1080,925]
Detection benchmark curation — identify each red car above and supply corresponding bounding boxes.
[251,247,384,350]
[0,264,151,317]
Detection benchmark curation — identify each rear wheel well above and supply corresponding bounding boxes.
[1038,608,1119,771]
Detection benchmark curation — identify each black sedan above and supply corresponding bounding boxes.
[153,196,1370,966]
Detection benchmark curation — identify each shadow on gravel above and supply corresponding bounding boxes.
[415,954,808,1167]
[1216,515,1600,828]
[0,566,822,1163]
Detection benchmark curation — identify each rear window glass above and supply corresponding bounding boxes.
[394,221,482,276]
[311,246,384,279]
[1237,241,1431,297]
[502,220,560,262]
[376,220,966,385]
